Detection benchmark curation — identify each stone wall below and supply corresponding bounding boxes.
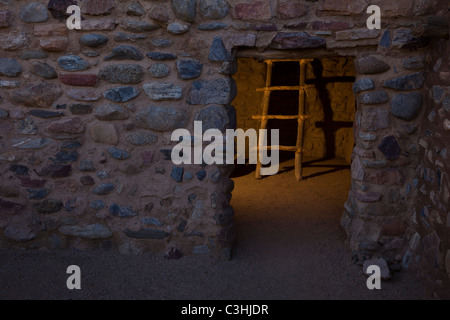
[0,0,448,295]
[414,8,450,299]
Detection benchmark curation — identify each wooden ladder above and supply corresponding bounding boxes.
[253,59,313,181]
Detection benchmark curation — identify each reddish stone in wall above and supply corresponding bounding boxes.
[47,117,85,134]
[312,21,352,31]
[234,1,271,21]
[81,0,115,16]
[318,0,367,15]
[269,32,326,50]
[18,176,47,188]
[48,0,78,21]
[354,191,383,203]
[277,1,308,19]
[34,24,68,37]
[141,151,154,166]
[367,168,405,186]
[381,219,407,237]
[0,199,24,215]
[59,73,98,87]
[39,37,69,52]
[0,10,12,28]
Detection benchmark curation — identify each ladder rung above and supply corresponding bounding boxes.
[256,85,313,92]
[252,115,308,120]
[263,59,314,63]
[250,145,303,152]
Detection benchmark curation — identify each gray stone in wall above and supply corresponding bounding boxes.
[361,107,389,131]
[383,72,425,91]
[103,86,140,102]
[0,58,22,77]
[94,104,129,120]
[109,204,137,217]
[120,19,160,33]
[70,104,94,115]
[4,221,36,242]
[353,78,374,93]
[142,217,163,226]
[28,188,49,200]
[14,138,50,149]
[152,39,172,48]
[108,147,131,160]
[378,136,401,160]
[362,159,387,169]
[171,0,196,22]
[91,200,105,210]
[390,92,423,121]
[31,62,57,79]
[209,169,221,183]
[124,228,170,239]
[19,3,49,23]
[20,51,48,60]
[358,91,388,105]
[93,183,115,195]
[135,106,187,132]
[146,52,178,60]
[196,169,206,181]
[99,64,144,84]
[402,56,425,70]
[34,199,63,214]
[143,82,183,101]
[80,34,109,47]
[197,22,227,31]
[355,56,390,75]
[392,29,429,50]
[443,97,450,112]
[114,32,147,42]
[171,166,184,182]
[0,80,19,88]
[187,78,235,105]
[195,105,230,132]
[59,223,112,239]
[209,36,231,61]
[13,82,62,108]
[126,130,158,146]
[28,109,64,118]
[177,59,203,79]
[379,30,390,48]
[193,245,210,254]
[359,131,377,141]
[269,32,326,50]
[199,0,229,19]
[1,31,30,51]
[167,22,190,35]
[432,85,444,102]
[83,50,100,58]
[78,159,96,172]
[149,63,170,78]
[0,109,8,120]
[127,1,145,16]
[57,55,90,72]
[105,45,144,61]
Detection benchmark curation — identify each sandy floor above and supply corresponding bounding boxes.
[0,158,427,300]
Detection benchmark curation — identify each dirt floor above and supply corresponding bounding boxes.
[0,158,427,300]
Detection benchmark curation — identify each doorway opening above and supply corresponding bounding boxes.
[229,56,357,260]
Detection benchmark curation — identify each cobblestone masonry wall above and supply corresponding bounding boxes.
[0,0,448,294]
